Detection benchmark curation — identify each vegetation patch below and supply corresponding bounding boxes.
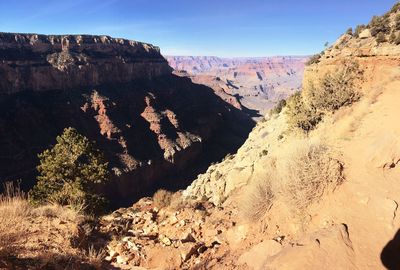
[285,92,322,132]
[269,99,287,115]
[279,140,344,215]
[239,165,276,221]
[29,127,109,215]
[286,60,362,132]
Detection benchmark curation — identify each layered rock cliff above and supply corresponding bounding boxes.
[0,33,172,94]
[0,33,254,206]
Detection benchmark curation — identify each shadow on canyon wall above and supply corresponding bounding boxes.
[0,74,255,208]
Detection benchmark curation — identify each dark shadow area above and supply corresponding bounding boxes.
[381,229,400,270]
[0,73,255,209]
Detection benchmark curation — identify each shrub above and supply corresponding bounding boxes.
[390,2,400,14]
[354,24,366,38]
[285,92,322,132]
[395,14,400,30]
[376,32,387,44]
[29,127,109,214]
[153,189,173,209]
[346,27,353,35]
[239,167,275,221]
[389,32,397,43]
[279,140,344,215]
[270,99,286,115]
[369,16,390,36]
[305,60,362,112]
[305,54,321,66]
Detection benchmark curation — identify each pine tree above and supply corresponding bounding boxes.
[29,127,109,214]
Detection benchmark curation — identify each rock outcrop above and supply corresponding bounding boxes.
[0,33,171,94]
[0,33,255,206]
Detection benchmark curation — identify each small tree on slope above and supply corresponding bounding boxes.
[29,127,109,214]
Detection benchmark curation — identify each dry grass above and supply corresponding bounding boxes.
[239,170,275,221]
[279,140,344,215]
[0,182,105,269]
[85,245,106,268]
[239,140,344,222]
[0,182,30,257]
[153,189,173,209]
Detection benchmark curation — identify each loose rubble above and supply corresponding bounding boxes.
[100,194,235,269]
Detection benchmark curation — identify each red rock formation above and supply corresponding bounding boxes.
[166,56,308,117]
[0,33,254,206]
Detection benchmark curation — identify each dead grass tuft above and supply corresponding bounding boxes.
[0,182,31,257]
[239,170,276,221]
[279,140,344,215]
[239,140,344,222]
[153,189,174,209]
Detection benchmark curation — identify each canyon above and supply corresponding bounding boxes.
[0,33,254,206]
[166,56,308,117]
[2,2,400,270]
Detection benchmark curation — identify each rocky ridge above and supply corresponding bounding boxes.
[0,33,171,94]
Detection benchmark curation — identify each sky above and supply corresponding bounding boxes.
[0,0,398,57]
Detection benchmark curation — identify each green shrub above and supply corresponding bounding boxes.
[29,127,109,214]
[270,99,287,115]
[285,92,322,132]
[305,54,321,66]
[286,61,362,132]
[376,32,387,43]
[369,16,390,36]
[346,27,353,35]
[305,61,362,112]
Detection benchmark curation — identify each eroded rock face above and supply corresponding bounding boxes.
[166,56,308,117]
[0,33,172,94]
[0,33,255,206]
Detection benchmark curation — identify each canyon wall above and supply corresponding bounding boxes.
[0,33,254,207]
[166,56,308,117]
[0,33,172,94]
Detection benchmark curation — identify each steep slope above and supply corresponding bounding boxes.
[166,56,308,117]
[0,33,255,206]
[180,5,400,269]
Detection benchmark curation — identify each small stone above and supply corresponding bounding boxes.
[170,215,178,225]
[108,249,118,258]
[116,254,131,265]
[160,235,172,246]
[179,242,199,262]
[181,232,196,243]
[115,243,127,254]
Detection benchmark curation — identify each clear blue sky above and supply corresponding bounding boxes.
[0,0,397,57]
